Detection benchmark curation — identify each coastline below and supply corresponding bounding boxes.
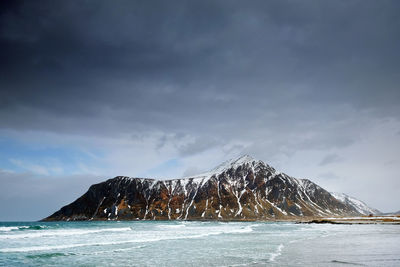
[300,215,400,225]
[41,215,400,224]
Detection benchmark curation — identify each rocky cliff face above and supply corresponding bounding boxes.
[43,155,372,221]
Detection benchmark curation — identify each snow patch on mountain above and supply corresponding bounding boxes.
[181,154,264,183]
[210,155,260,173]
[330,192,380,215]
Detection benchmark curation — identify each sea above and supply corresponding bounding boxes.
[0,221,399,266]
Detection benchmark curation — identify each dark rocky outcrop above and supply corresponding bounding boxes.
[43,155,369,221]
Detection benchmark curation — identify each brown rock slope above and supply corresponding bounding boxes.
[43,155,363,221]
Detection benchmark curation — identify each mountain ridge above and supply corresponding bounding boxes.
[330,192,380,215]
[43,155,379,221]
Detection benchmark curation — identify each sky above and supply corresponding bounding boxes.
[0,0,399,220]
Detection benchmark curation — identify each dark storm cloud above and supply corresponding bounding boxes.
[1,0,400,139]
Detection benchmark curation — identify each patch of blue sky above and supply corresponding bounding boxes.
[0,137,103,176]
[139,158,181,179]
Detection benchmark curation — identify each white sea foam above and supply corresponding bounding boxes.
[156,224,186,229]
[0,226,20,232]
[88,245,148,255]
[0,227,132,240]
[269,244,284,262]
[0,224,253,252]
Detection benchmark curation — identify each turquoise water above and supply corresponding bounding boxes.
[0,221,399,266]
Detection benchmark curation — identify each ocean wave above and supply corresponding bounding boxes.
[0,225,48,232]
[0,227,132,240]
[0,226,19,232]
[1,239,156,253]
[269,244,284,262]
[18,225,47,230]
[157,225,186,229]
[88,245,148,255]
[26,252,74,259]
[0,224,253,252]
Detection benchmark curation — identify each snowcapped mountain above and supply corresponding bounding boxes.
[44,155,374,221]
[330,192,380,215]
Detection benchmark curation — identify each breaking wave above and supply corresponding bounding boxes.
[0,225,48,232]
[156,224,186,229]
[0,227,19,232]
[0,224,253,252]
[0,227,132,240]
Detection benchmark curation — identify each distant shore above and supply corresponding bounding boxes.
[41,215,400,224]
[300,215,400,225]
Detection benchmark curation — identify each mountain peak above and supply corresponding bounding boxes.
[233,154,256,163]
[210,154,261,174]
[181,155,263,179]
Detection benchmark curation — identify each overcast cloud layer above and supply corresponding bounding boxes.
[1,0,400,220]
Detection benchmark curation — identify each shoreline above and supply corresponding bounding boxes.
[39,215,400,224]
[299,215,400,225]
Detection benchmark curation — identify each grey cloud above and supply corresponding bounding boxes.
[383,160,397,167]
[178,136,222,156]
[317,172,341,180]
[319,154,343,166]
